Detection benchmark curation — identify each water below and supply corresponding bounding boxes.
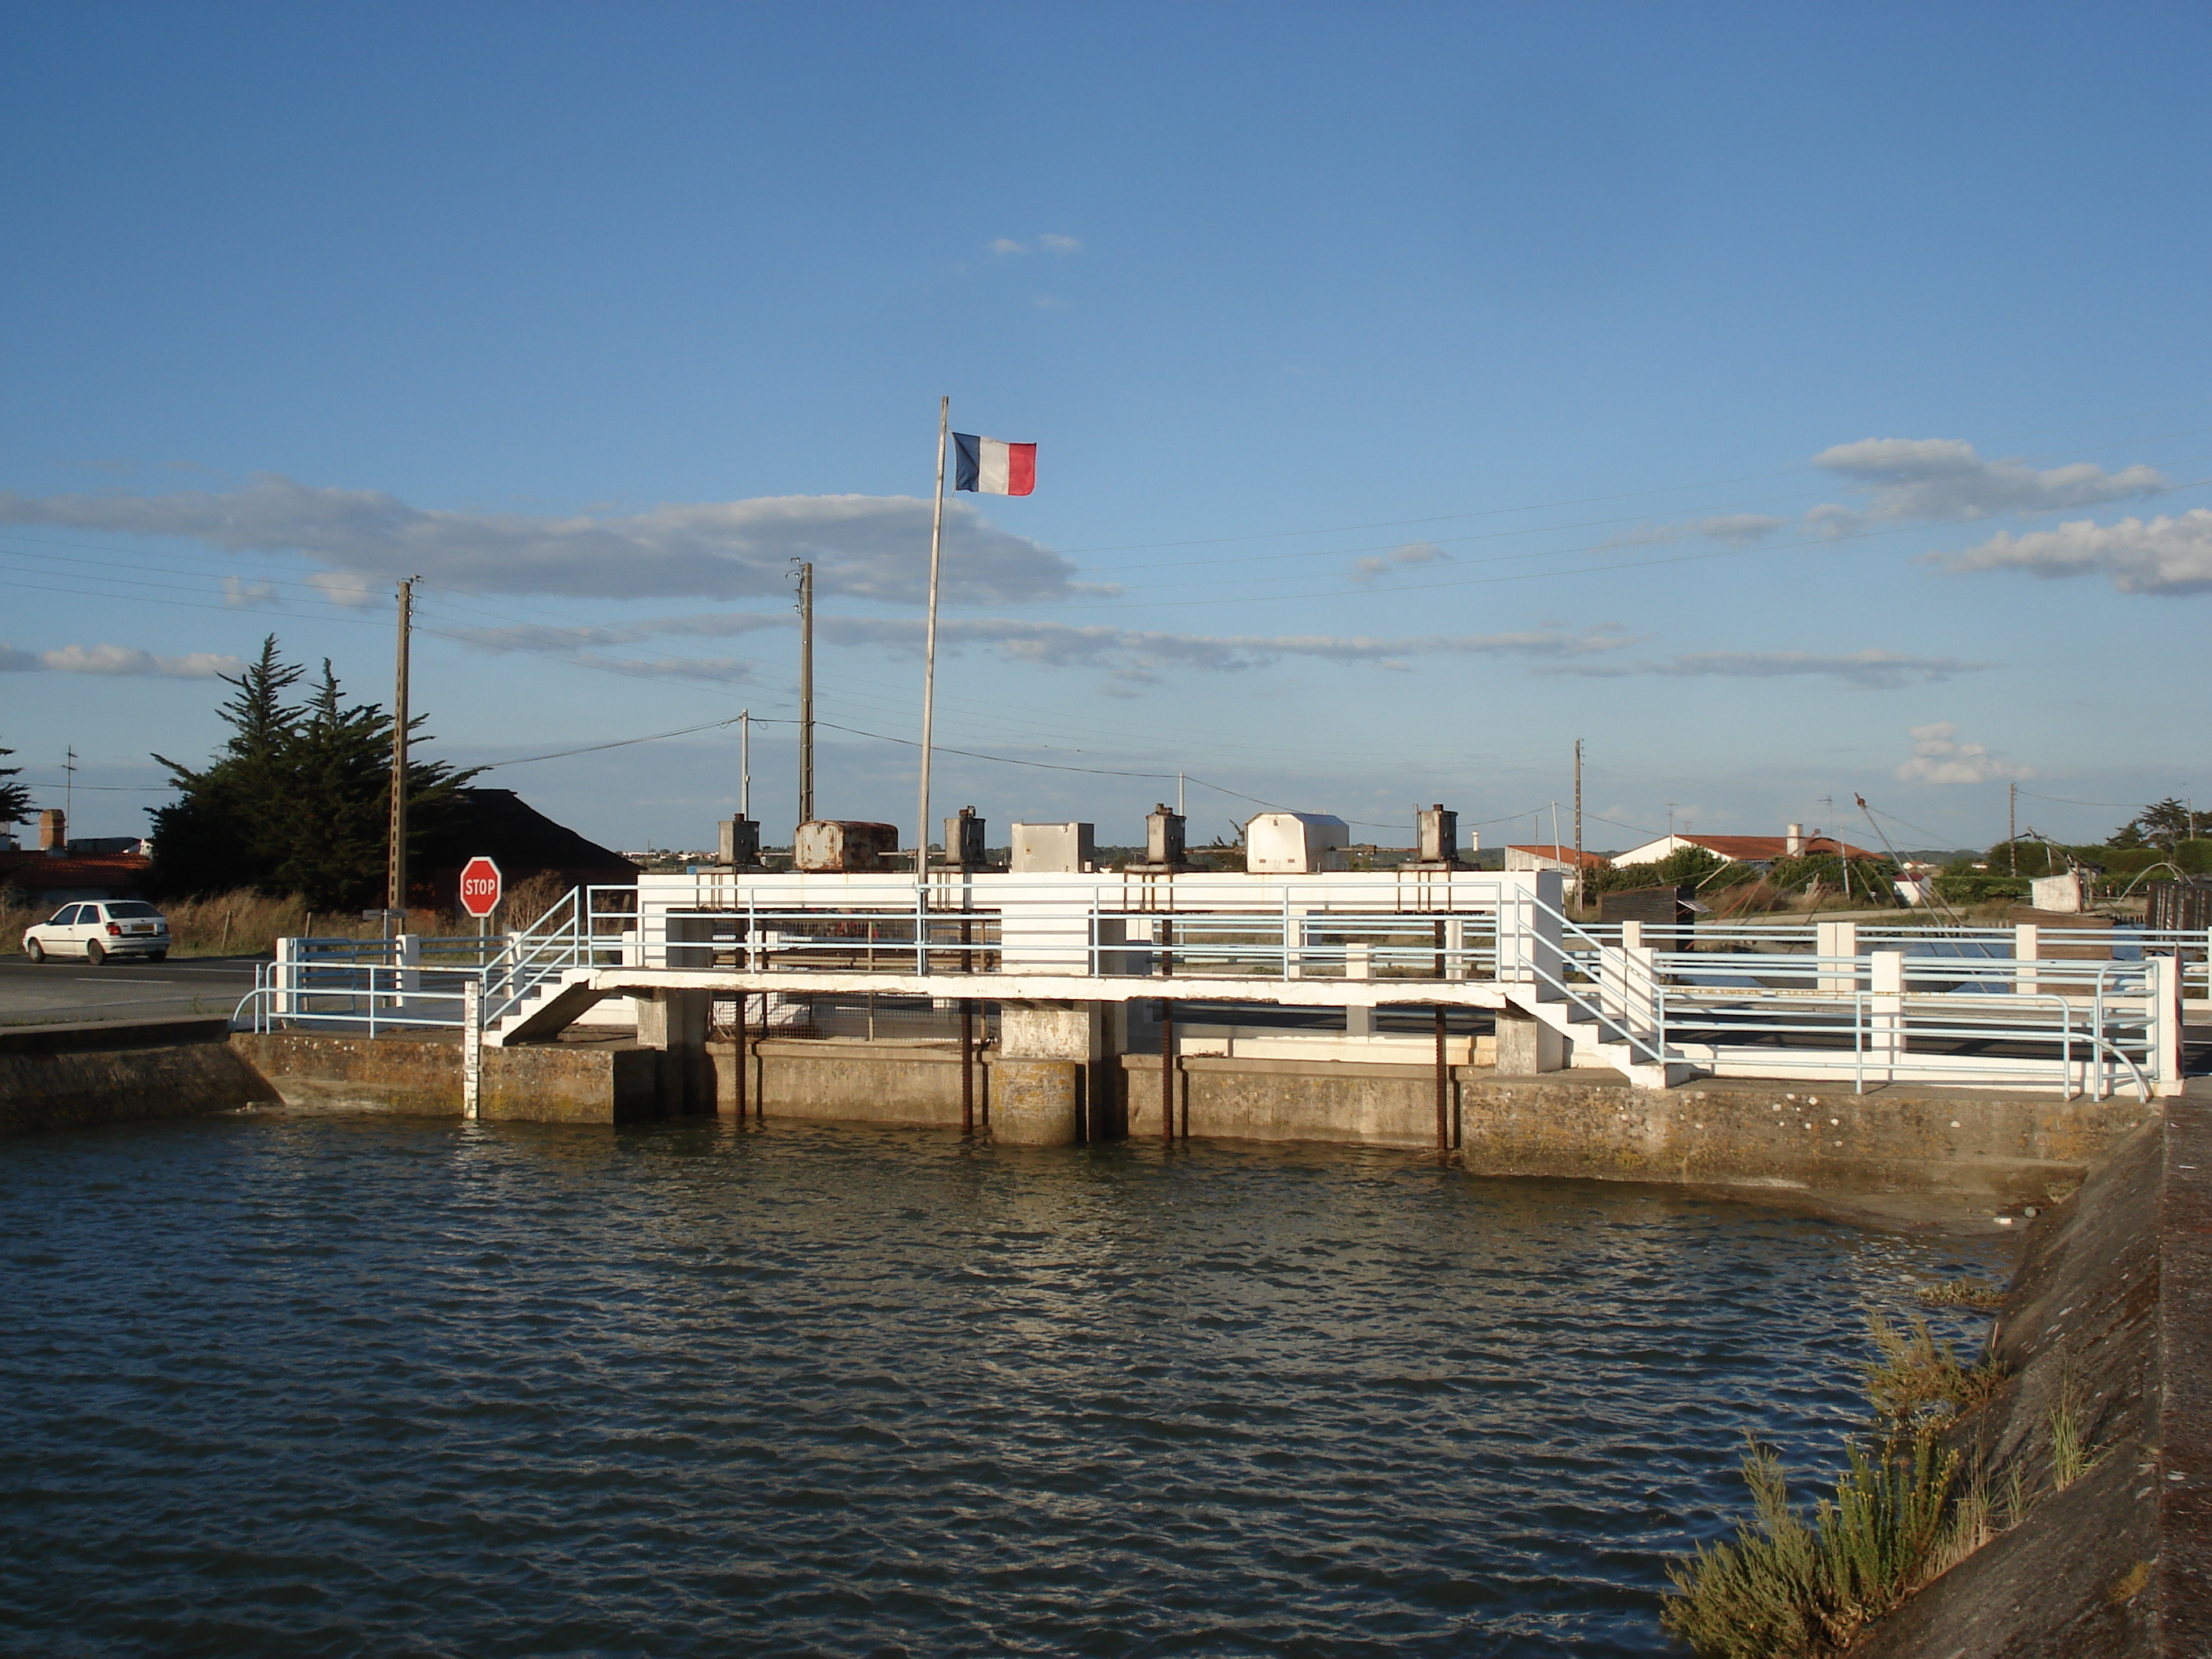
[0,1113,2010,1657]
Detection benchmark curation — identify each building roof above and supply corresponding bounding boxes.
[0,851,152,895]
[1504,844,1612,868]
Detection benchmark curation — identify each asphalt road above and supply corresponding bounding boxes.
[0,954,266,1028]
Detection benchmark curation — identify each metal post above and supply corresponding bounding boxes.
[462,976,482,1119]
[1434,1006,1449,1152]
[1160,997,1175,1142]
[961,998,976,1133]
[740,709,751,820]
[797,562,815,826]
[2009,781,2017,876]
[1573,738,1584,917]
[735,987,749,1120]
[386,576,416,912]
[917,396,950,876]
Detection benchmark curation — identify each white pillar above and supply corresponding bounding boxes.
[1815,920,1858,995]
[462,978,482,1119]
[274,934,298,1017]
[397,932,422,1016]
[1344,942,1373,1038]
[2015,923,2041,1002]
[2152,954,2183,1097]
[1868,950,1905,1086]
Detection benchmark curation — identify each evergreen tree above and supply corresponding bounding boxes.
[0,739,31,830]
[148,636,478,908]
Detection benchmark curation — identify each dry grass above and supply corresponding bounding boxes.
[1863,1310,2005,1430]
[1915,1280,2009,1312]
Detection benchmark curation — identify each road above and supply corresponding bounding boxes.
[0,955,266,1028]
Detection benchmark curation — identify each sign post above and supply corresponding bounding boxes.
[460,856,503,943]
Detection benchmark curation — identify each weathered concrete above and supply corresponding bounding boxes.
[990,1058,1083,1145]
[233,1031,667,1122]
[0,1016,280,1133]
[720,1038,976,1127]
[1119,1053,2152,1200]
[1844,1095,2212,1656]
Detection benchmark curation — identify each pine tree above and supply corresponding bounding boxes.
[0,739,31,830]
[148,637,478,908]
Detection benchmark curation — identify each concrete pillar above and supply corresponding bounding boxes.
[994,1001,1111,1144]
[2015,923,2042,1002]
[1815,921,1858,995]
[1344,943,1373,1038]
[1495,1005,1566,1074]
[1867,950,1905,1087]
[637,988,713,1115]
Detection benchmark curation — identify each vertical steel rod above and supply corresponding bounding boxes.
[797,562,815,825]
[961,998,975,1133]
[916,396,950,876]
[735,987,749,1121]
[1434,1005,1449,1152]
[1160,997,1175,1143]
[386,576,416,913]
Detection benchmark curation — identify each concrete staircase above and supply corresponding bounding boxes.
[1499,981,1695,1090]
[489,969,607,1047]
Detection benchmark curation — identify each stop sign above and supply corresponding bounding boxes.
[459,856,503,918]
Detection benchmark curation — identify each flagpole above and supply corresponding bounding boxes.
[917,396,950,878]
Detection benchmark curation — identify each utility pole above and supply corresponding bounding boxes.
[1573,738,1584,912]
[2009,781,2017,875]
[797,561,815,825]
[63,745,75,833]
[386,577,416,914]
[740,709,751,820]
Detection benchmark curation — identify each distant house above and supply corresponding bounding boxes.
[0,851,153,909]
[1503,844,1611,894]
[414,788,638,906]
[1609,824,1880,869]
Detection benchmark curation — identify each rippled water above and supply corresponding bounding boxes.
[0,1113,2010,1657]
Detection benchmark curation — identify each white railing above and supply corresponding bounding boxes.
[240,877,2189,1098]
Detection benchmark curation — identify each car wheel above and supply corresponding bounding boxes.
[25,939,45,964]
[149,950,168,961]
[86,941,106,966]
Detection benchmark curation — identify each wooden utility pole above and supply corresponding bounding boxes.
[386,577,416,913]
[2009,781,2017,875]
[797,562,815,825]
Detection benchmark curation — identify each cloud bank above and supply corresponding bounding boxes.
[1893,720,2032,785]
[1540,648,1986,690]
[0,642,241,677]
[0,475,1088,604]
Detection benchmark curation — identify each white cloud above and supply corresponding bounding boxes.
[438,611,1638,687]
[1599,514,1789,551]
[0,476,1089,605]
[1351,540,1448,582]
[308,569,375,606]
[1038,233,1082,253]
[1805,438,2164,536]
[989,237,1028,255]
[0,642,242,677]
[1892,720,2032,785]
[223,576,278,607]
[1932,507,2212,596]
[1540,648,1987,690]
[1031,295,1068,309]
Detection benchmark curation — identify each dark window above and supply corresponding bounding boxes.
[104,903,160,919]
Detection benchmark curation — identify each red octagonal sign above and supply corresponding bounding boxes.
[459,855,504,918]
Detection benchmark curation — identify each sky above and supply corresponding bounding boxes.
[5,2,2210,859]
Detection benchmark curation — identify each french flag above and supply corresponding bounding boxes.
[953,432,1036,496]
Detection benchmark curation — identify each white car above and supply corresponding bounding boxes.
[22,899,171,965]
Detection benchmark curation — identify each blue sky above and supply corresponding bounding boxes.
[5,2,2210,856]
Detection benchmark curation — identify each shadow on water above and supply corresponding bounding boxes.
[0,1113,2014,1657]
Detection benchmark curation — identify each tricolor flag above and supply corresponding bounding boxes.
[953,432,1037,496]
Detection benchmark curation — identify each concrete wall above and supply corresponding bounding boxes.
[1847,1097,2211,1656]
[234,1031,665,1122]
[0,1017,281,1133]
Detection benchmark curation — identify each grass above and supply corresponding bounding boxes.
[1663,1309,2011,1657]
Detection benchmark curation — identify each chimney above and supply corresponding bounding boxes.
[39,808,65,855]
[1785,822,1805,855]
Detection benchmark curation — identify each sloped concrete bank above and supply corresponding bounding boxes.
[0,1017,280,1132]
[1844,1097,2210,1657]
[233,1031,665,1122]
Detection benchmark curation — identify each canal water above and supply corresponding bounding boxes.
[0,1113,2010,1657]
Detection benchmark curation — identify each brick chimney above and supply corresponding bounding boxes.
[38,808,66,855]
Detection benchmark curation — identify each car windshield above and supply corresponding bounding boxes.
[104,903,161,918]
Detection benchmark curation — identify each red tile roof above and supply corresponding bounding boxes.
[0,851,152,893]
